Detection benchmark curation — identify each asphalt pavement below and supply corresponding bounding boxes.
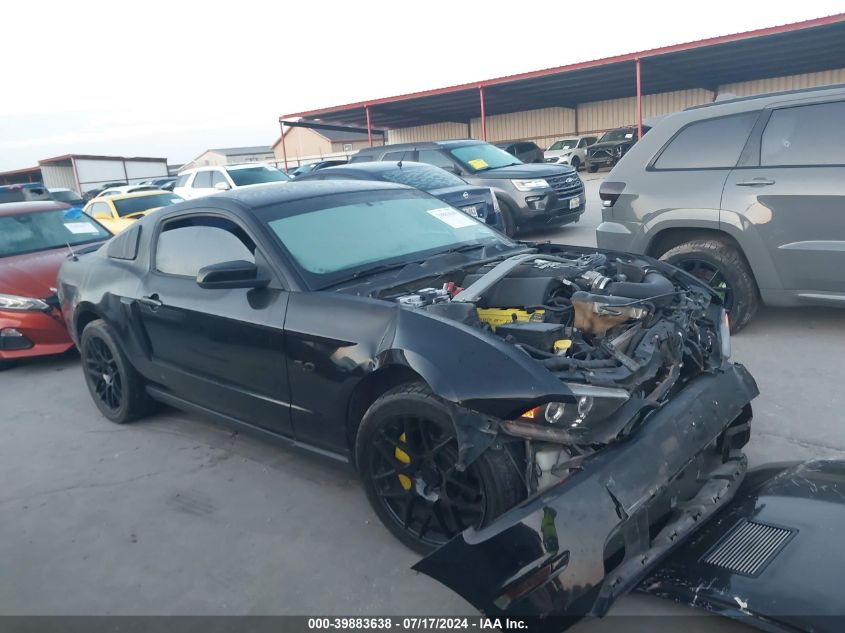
[1,174,842,627]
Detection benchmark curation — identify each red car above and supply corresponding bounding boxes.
[0,201,110,369]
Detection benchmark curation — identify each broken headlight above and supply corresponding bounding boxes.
[520,384,629,434]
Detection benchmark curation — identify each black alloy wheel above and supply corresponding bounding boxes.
[367,415,485,550]
[676,258,734,312]
[357,383,524,554]
[85,336,123,412]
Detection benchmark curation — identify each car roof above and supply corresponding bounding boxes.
[179,163,278,176]
[0,200,70,217]
[90,190,174,203]
[318,161,438,175]
[210,179,408,210]
[686,82,845,112]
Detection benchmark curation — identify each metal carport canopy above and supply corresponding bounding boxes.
[280,13,845,133]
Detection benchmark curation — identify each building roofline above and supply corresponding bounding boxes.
[38,154,168,165]
[281,12,845,119]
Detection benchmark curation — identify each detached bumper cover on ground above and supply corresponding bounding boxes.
[414,364,758,627]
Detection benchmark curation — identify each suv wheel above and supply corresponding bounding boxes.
[570,156,581,170]
[497,199,518,237]
[587,164,598,173]
[660,238,760,332]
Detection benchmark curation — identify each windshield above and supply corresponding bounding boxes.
[448,144,522,173]
[0,186,51,204]
[50,190,83,204]
[548,139,577,151]
[378,164,465,191]
[226,166,290,186]
[113,193,182,217]
[262,189,514,289]
[598,128,636,143]
[0,209,110,257]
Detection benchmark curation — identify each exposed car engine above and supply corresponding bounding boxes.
[382,248,730,493]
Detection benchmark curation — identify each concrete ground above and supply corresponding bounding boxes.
[2,175,843,626]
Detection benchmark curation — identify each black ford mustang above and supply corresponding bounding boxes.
[59,180,764,626]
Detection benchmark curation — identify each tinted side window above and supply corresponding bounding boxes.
[191,171,213,188]
[87,202,111,217]
[417,149,456,170]
[383,151,409,162]
[155,216,255,277]
[174,174,190,187]
[761,101,845,167]
[653,112,759,169]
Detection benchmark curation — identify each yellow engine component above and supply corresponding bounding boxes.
[476,308,545,330]
[395,432,412,490]
[553,339,572,352]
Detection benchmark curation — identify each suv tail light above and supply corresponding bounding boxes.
[599,181,625,208]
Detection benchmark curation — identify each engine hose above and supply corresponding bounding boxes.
[606,272,675,306]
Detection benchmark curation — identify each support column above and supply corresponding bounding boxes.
[635,57,643,139]
[479,86,487,141]
[278,122,289,172]
[365,105,373,147]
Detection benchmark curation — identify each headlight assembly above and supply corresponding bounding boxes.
[0,293,50,312]
[516,384,630,441]
[512,178,550,192]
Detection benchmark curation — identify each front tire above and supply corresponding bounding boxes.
[570,156,581,171]
[497,199,518,237]
[81,319,154,423]
[660,238,760,332]
[356,383,524,554]
[587,164,598,173]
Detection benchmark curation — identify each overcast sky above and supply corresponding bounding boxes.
[1,0,842,171]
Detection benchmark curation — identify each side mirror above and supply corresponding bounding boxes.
[196,260,270,289]
[214,181,231,191]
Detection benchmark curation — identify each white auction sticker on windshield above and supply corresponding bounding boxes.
[64,222,99,234]
[427,207,476,228]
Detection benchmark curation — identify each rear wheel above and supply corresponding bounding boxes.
[660,238,759,332]
[81,319,155,423]
[357,383,523,554]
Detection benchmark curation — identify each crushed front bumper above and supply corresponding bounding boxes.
[414,364,758,627]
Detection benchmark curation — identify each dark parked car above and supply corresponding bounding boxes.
[597,84,845,331]
[59,180,768,626]
[496,141,544,163]
[298,160,504,232]
[0,183,52,203]
[352,140,584,236]
[289,160,347,178]
[138,177,178,191]
[83,182,126,201]
[48,188,85,207]
[585,126,649,172]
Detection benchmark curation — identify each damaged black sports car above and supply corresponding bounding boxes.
[59,181,763,627]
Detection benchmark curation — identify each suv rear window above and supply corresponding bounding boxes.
[761,101,845,167]
[653,112,759,170]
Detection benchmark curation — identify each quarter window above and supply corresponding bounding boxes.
[761,101,845,167]
[209,171,229,187]
[155,215,255,277]
[383,151,411,162]
[87,202,112,218]
[191,171,213,188]
[653,112,759,169]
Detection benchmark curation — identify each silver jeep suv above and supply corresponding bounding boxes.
[596,84,845,331]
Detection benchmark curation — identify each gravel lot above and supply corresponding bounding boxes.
[2,174,843,626]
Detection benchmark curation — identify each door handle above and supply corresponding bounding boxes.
[736,178,775,187]
[138,294,163,309]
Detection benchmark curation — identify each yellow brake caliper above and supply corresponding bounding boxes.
[395,432,412,491]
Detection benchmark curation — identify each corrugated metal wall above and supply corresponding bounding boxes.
[39,164,76,191]
[469,107,577,148]
[385,69,845,146]
[387,122,467,144]
[576,89,714,133]
[718,67,845,97]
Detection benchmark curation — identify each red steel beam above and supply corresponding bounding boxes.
[281,13,845,120]
[479,86,487,141]
[636,57,643,139]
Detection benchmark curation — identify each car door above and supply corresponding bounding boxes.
[722,98,845,294]
[187,169,216,199]
[135,210,292,436]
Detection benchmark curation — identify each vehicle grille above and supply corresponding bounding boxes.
[545,173,584,198]
[701,520,795,577]
[589,148,613,160]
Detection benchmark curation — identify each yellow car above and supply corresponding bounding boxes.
[83,190,183,233]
